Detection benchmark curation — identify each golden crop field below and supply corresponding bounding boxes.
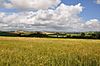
[0,37,100,66]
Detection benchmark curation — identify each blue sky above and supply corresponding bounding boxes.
[62,0,100,20]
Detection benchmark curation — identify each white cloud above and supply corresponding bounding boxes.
[0,2,100,32]
[85,19,100,31]
[0,0,4,7]
[0,0,61,10]
[0,3,83,31]
[3,3,14,8]
[96,0,100,4]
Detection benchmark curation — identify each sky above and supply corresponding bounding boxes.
[0,0,100,32]
[62,0,100,20]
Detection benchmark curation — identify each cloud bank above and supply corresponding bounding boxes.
[1,0,61,9]
[0,0,100,32]
[96,0,100,4]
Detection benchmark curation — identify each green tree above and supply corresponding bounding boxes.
[81,33,85,38]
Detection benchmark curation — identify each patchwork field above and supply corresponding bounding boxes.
[0,37,100,66]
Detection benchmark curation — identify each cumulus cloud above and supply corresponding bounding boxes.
[3,3,14,8]
[0,0,61,9]
[0,0,4,7]
[96,0,100,4]
[0,3,83,31]
[0,2,100,32]
[85,19,100,31]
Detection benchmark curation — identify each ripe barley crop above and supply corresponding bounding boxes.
[0,37,100,66]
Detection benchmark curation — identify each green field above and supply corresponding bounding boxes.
[0,37,100,66]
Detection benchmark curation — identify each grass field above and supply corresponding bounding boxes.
[0,37,100,66]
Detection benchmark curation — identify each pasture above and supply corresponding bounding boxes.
[0,37,100,66]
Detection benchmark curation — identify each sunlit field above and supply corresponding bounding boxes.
[0,37,100,66]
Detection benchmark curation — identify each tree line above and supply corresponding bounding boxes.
[0,31,100,39]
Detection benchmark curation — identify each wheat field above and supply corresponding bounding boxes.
[0,37,100,66]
